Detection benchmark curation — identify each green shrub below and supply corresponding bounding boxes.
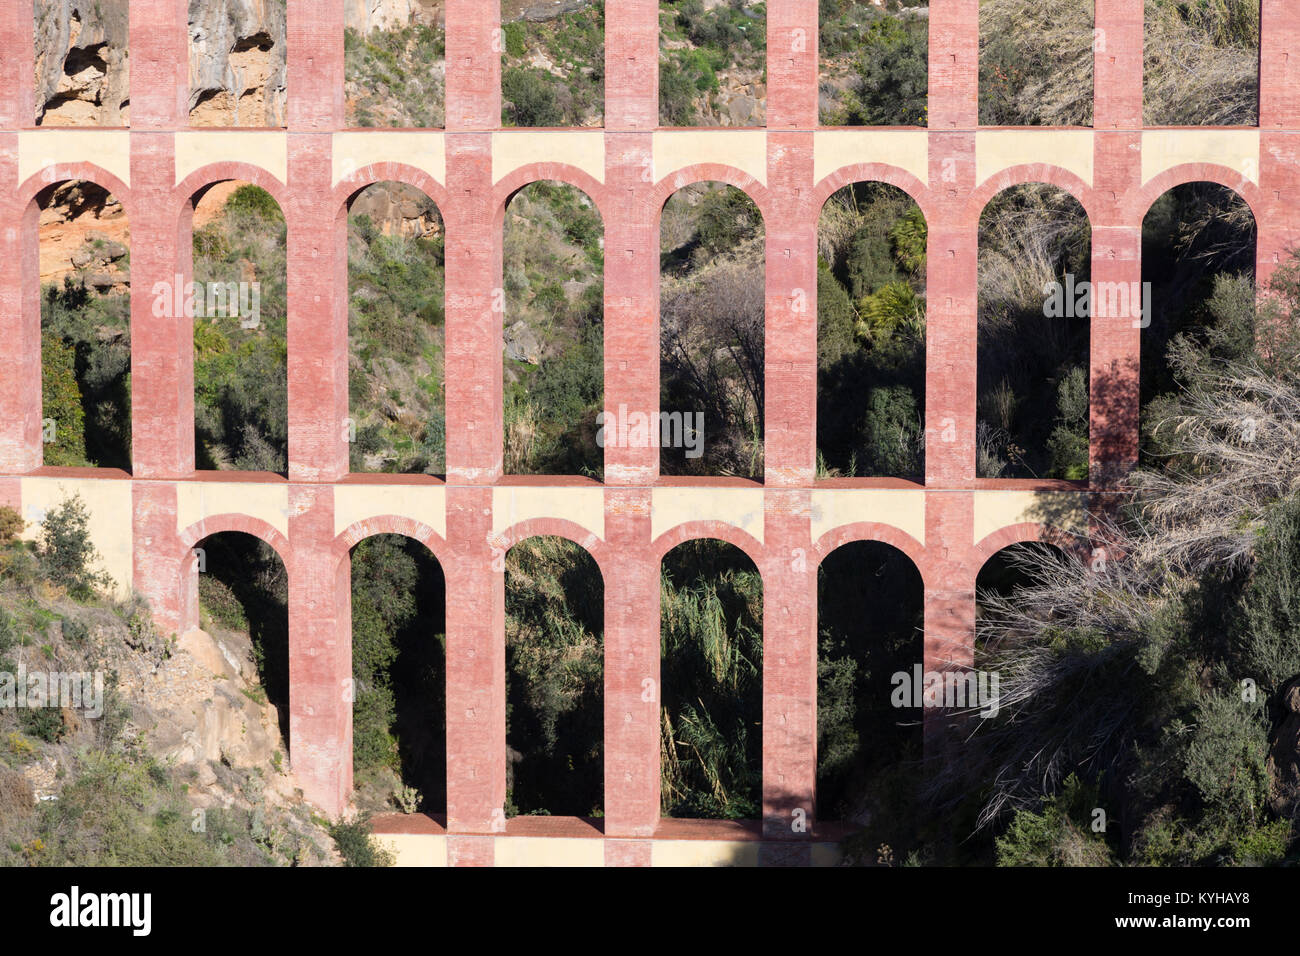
[995,774,1116,866]
[329,815,394,867]
[36,495,106,599]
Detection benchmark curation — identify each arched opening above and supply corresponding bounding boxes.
[660,538,762,819]
[659,1,766,127]
[500,1,604,127]
[346,181,446,475]
[188,3,287,127]
[34,1,129,127]
[816,182,927,478]
[504,535,604,817]
[502,181,604,478]
[192,531,290,747]
[816,541,923,842]
[1143,0,1259,126]
[1140,182,1257,466]
[344,2,446,128]
[37,180,131,470]
[660,182,764,478]
[819,1,928,127]
[977,184,1091,479]
[978,0,1094,127]
[349,534,447,815]
[190,182,288,474]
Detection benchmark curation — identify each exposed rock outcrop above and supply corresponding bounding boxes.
[188,0,288,127]
[346,0,444,33]
[34,1,130,126]
[350,182,442,240]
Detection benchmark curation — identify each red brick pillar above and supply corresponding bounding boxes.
[0,145,41,472]
[130,0,188,129]
[602,10,661,859]
[132,483,186,637]
[287,0,344,130]
[922,493,977,743]
[925,135,977,484]
[0,0,35,128]
[759,14,820,835]
[1093,0,1143,129]
[444,488,505,863]
[605,0,658,131]
[288,485,352,816]
[928,0,979,130]
[767,0,817,130]
[1258,142,1300,292]
[764,134,817,485]
[762,493,816,839]
[602,491,658,855]
[286,136,349,482]
[445,0,500,130]
[1260,0,1300,131]
[1258,1,1300,293]
[1089,222,1142,484]
[131,136,196,478]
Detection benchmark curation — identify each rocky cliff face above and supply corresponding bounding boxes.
[188,0,288,127]
[35,1,130,126]
[34,0,290,127]
[345,0,443,34]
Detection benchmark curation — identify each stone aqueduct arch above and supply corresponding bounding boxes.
[0,1,1297,865]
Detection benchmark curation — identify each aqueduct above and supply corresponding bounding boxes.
[1,0,1298,865]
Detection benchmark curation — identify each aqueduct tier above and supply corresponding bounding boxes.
[0,1,1298,866]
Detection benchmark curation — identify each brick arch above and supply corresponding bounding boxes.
[493,518,610,579]
[494,164,608,218]
[652,521,765,570]
[968,164,1098,226]
[333,514,451,569]
[972,521,1071,568]
[812,164,935,225]
[179,513,294,573]
[334,162,450,215]
[653,164,773,224]
[18,163,131,211]
[810,521,927,573]
[1135,164,1263,230]
[174,162,290,215]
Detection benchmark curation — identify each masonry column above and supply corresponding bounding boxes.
[130,0,188,129]
[287,0,345,131]
[285,137,349,482]
[1093,0,1143,130]
[131,136,196,478]
[928,0,978,132]
[441,0,507,866]
[601,493,658,862]
[760,495,816,859]
[126,2,190,477]
[0,0,36,129]
[601,1,662,863]
[1260,0,1300,132]
[1258,1,1300,297]
[0,144,41,473]
[924,143,978,485]
[1089,222,1142,484]
[288,485,352,817]
[922,493,977,744]
[132,483,186,638]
